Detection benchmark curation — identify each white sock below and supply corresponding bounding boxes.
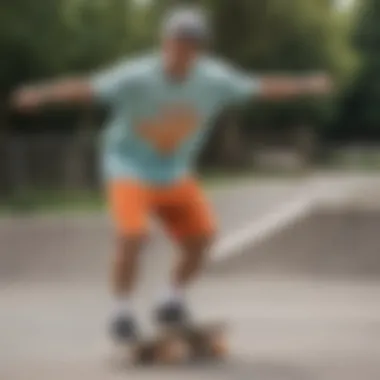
[112,296,132,319]
[158,285,184,307]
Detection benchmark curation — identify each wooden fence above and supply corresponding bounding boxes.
[0,125,317,195]
[0,132,99,194]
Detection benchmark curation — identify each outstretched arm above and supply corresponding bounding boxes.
[11,58,136,112]
[258,73,332,100]
[11,78,94,112]
[224,67,332,106]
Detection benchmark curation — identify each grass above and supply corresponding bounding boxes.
[0,189,105,215]
[323,153,380,171]
[0,170,309,216]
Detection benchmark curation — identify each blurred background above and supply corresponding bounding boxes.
[0,0,379,210]
[1,1,380,380]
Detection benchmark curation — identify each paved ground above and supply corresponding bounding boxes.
[1,174,380,380]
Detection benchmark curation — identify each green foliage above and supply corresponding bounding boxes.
[0,0,68,89]
[200,0,348,133]
[332,0,380,141]
[0,0,139,91]
[0,0,354,138]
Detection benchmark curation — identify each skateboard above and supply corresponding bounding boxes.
[128,322,228,365]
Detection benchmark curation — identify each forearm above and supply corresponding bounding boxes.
[258,74,331,100]
[12,78,95,111]
[37,79,94,105]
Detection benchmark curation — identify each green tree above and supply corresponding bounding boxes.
[0,0,139,90]
[198,0,348,164]
[336,0,380,141]
[0,0,69,90]
[1,0,143,131]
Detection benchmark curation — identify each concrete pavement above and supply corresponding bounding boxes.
[1,174,380,380]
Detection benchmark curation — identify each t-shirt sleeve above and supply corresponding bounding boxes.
[90,60,138,105]
[222,66,262,105]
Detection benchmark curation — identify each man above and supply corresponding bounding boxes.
[12,6,331,344]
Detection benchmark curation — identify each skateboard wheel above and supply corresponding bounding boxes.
[208,333,228,358]
[130,347,146,364]
[157,339,189,364]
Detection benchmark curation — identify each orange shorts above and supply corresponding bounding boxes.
[107,177,215,240]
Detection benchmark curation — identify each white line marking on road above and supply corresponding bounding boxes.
[211,176,369,263]
[212,193,317,262]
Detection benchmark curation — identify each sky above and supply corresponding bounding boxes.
[336,0,355,9]
[135,0,356,9]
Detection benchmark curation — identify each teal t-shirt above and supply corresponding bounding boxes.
[91,52,261,184]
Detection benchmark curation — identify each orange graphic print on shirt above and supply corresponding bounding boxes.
[137,106,199,155]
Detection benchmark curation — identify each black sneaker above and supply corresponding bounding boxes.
[110,315,139,343]
[155,301,190,327]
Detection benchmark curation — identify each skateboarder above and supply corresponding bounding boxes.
[12,5,331,345]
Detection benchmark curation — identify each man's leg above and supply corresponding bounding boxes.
[169,235,214,296]
[154,178,216,325]
[107,181,149,342]
[111,235,145,304]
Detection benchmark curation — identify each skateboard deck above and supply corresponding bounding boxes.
[128,322,228,365]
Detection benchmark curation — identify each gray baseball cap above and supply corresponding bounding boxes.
[161,6,210,42]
